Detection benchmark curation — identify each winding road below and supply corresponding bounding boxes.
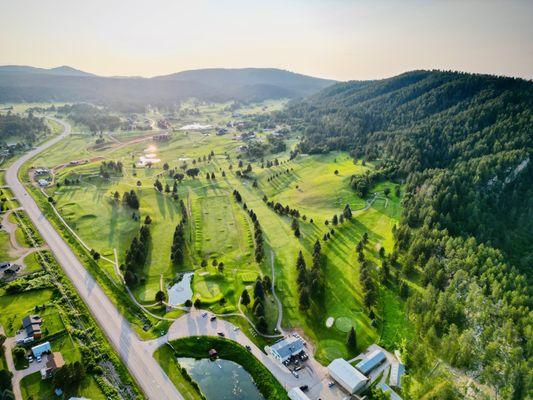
[5,118,184,400]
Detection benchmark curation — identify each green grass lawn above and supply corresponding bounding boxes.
[23,251,44,273]
[152,344,204,400]
[22,106,413,364]
[0,289,55,335]
[20,371,105,400]
[0,230,17,261]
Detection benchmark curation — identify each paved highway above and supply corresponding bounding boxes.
[5,118,183,400]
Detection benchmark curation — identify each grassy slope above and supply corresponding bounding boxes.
[151,346,203,400]
[25,103,411,364]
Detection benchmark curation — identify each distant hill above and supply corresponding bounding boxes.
[0,65,95,77]
[0,66,335,104]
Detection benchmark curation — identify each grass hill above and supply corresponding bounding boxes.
[281,70,532,398]
[0,66,335,104]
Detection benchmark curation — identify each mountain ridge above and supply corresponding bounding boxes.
[0,65,336,104]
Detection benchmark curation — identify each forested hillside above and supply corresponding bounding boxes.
[281,71,532,398]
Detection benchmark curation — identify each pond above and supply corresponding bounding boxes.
[167,272,194,306]
[178,357,265,400]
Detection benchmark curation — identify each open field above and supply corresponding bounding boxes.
[20,372,105,400]
[0,288,55,335]
[19,103,412,366]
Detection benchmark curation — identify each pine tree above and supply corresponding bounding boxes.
[241,289,251,307]
[347,326,357,349]
[253,278,265,299]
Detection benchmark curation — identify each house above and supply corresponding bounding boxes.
[355,349,386,375]
[287,387,311,400]
[38,179,49,187]
[40,352,64,379]
[153,133,171,141]
[327,358,368,394]
[31,341,52,358]
[268,336,304,363]
[34,168,49,175]
[22,315,43,339]
[390,362,405,388]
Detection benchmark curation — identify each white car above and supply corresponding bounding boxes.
[233,327,240,331]
[36,356,42,363]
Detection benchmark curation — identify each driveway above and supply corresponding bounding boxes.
[2,335,40,400]
[145,310,342,398]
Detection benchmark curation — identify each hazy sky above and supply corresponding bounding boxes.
[1,0,532,81]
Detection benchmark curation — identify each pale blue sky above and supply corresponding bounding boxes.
[0,0,532,80]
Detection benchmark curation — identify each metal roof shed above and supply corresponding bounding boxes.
[356,349,386,375]
[327,358,368,394]
[390,362,406,387]
[31,341,51,358]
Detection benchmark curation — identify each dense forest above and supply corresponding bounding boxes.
[281,70,532,399]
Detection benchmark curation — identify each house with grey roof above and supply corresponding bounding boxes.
[268,336,304,363]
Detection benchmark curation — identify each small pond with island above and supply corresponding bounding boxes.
[178,357,265,400]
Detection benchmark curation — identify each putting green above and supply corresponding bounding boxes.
[316,340,345,361]
[335,316,355,333]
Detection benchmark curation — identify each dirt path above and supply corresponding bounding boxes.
[1,209,48,274]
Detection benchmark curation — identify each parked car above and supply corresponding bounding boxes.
[210,316,217,321]
[299,385,309,392]
[291,370,299,378]
[36,356,42,363]
[28,356,33,363]
[233,326,239,331]
[217,332,225,337]
[328,381,335,388]
[201,312,208,317]
[245,345,252,351]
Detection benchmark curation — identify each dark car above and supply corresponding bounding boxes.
[217,332,225,337]
[245,345,252,351]
[299,385,309,392]
[210,316,217,321]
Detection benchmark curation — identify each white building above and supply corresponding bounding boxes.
[287,387,311,400]
[38,179,49,187]
[327,358,368,394]
[268,336,304,363]
[390,362,405,388]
